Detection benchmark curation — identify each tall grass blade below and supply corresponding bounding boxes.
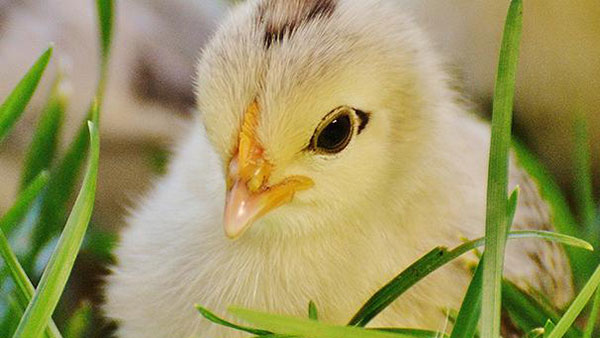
[0,47,52,142]
[546,264,600,338]
[481,0,523,335]
[20,74,67,190]
[97,0,114,64]
[96,0,114,101]
[12,116,99,338]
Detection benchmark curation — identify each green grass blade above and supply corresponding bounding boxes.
[0,172,48,335]
[502,280,580,338]
[0,296,23,336]
[583,287,600,338]
[65,301,92,338]
[96,0,114,102]
[507,230,593,251]
[82,227,116,263]
[348,246,449,327]
[12,116,99,338]
[544,320,556,338]
[481,0,523,335]
[308,301,318,321]
[450,257,484,338]
[506,188,519,234]
[372,327,448,338]
[0,47,52,142]
[0,172,49,237]
[0,172,60,338]
[27,110,92,270]
[97,0,114,64]
[524,328,544,338]
[546,264,600,338]
[0,230,62,338]
[347,229,587,327]
[229,307,421,338]
[196,305,272,336]
[0,173,49,301]
[20,74,67,190]
[450,189,518,338]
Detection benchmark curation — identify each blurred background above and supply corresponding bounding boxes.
[0,0,598,336]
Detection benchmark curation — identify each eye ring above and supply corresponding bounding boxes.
[310,107,357,154]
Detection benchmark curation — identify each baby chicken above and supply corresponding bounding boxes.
[104,0,572,336]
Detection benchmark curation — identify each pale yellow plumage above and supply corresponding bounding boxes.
[104,0,572,336]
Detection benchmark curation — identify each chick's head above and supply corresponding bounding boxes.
[195,0,445,239]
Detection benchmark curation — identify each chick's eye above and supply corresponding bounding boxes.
[312,109,355,154]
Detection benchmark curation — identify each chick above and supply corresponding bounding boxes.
[104,0,573,336]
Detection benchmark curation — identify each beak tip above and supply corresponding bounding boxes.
[224,231,239,240]
[224,221,252,240]
[223,211,253,240]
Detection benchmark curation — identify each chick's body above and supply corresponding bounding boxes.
[104,0,572,337]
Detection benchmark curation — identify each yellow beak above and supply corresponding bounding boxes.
[224,160,313,239]
[223,101,313,239]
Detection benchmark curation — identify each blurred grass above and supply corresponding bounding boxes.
[0,0,113,337]
[12,117,99,338]
[0,172,62,338]
[0,47,52,142]
[20,74,66,191]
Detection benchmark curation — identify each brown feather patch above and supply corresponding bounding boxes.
[257,0,336,48]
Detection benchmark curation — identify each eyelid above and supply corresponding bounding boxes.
[307,106,357,153]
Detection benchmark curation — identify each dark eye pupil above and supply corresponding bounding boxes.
[317,114,352,152]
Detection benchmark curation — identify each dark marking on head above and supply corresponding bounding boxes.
[257,0,336,49]
[355,109,370,134]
